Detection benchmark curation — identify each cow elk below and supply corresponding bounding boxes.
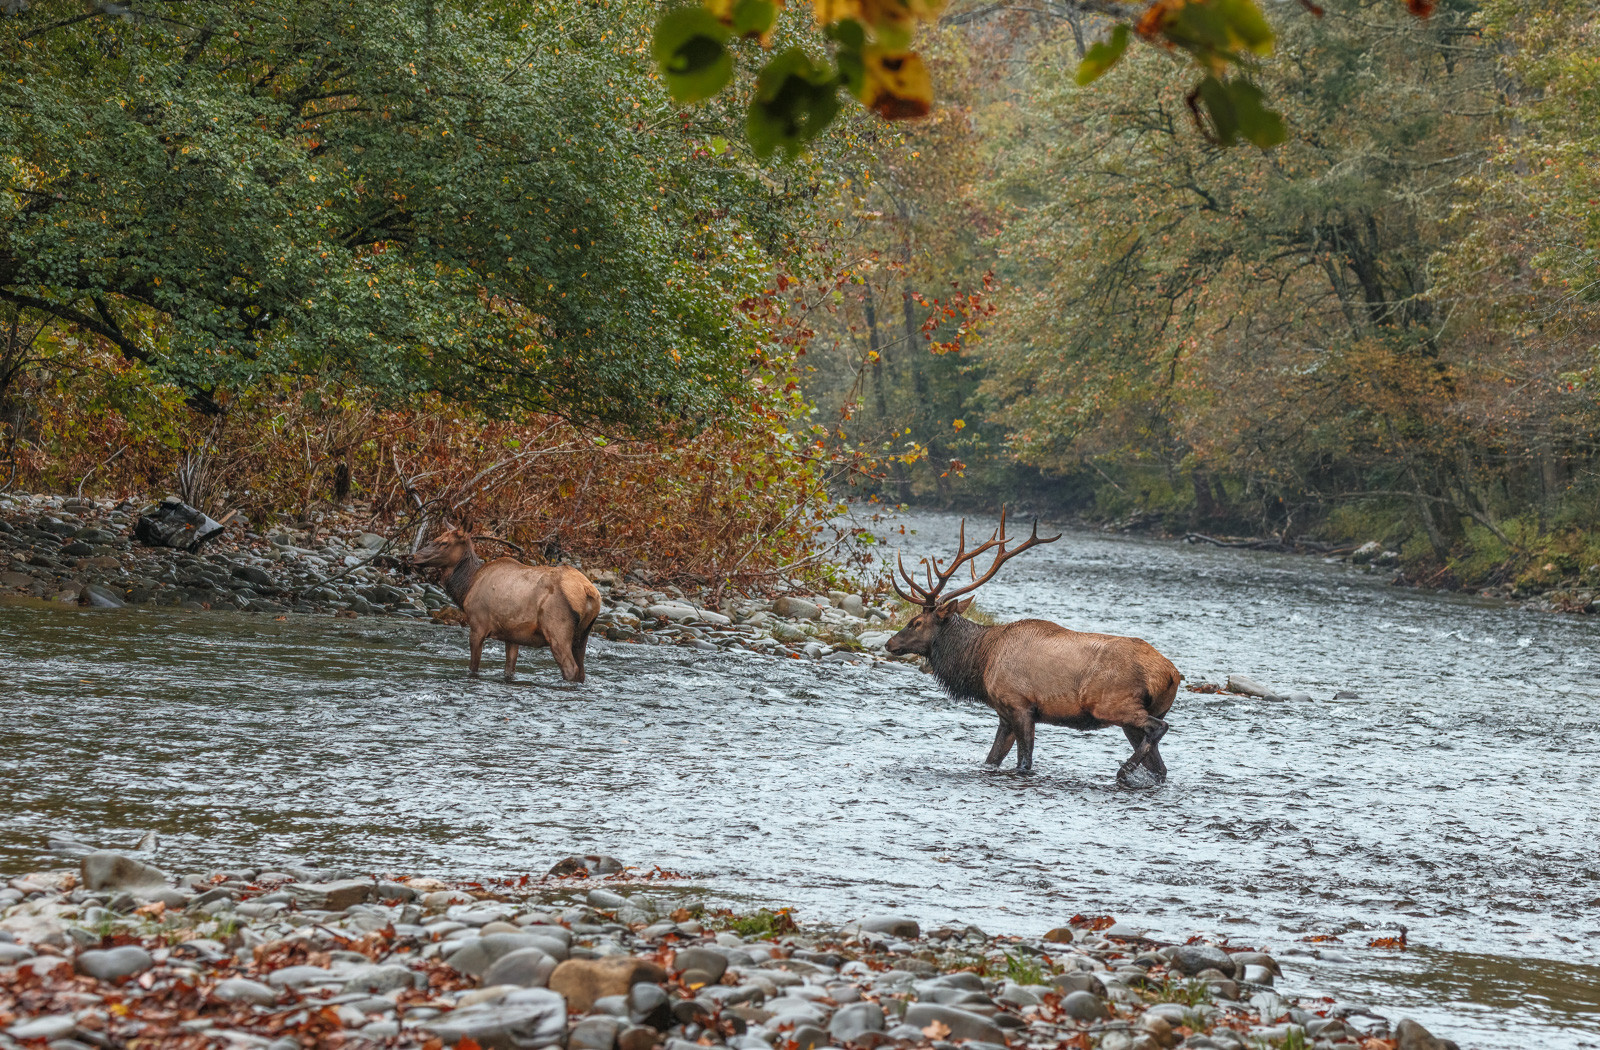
[408,527,601,683]
[884,509,1180,785]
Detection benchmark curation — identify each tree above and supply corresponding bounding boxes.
[1,0,804,430]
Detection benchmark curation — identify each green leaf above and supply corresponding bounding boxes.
[747,48,841,161]
[1216,0,1275,56]
[1194,74,1238,145]
[1076,24,1130,86]
[824,17,867,51]
[1226,77,1286,147]
[652,8,734,103]
[731,0,779,38]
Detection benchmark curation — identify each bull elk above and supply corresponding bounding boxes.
[885,510,1180,785]
[408,527,601,683]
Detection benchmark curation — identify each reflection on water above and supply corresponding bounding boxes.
[2,511,1598,1049]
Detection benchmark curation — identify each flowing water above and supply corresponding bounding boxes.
[3,510,1598,1049]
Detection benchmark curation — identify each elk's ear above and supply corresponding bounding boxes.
[953,596,975,614]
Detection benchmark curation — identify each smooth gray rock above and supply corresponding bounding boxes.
[285,879,372,910]
[1058,991,1109,1022]
[1049,972,1106,997]
[80,851,167,891]
[341,963,416,994]
[266,965,338,988]
[772,597,822,620]
[902,1004,1004,1044]
[569,1016,622,1050]
[673,947,728,983]
[482,947,559,989]
[788,1024,826,1050]
[215,977,279,1006]
[829,1002,886,1043]
[627,982,673,1029]
[1396,1018,1461,1050]
[0,944,35,964]
[448,934,561,979]
[1170,944,1237,979]
[1225,673,1274,698]
[6,1014,76,1040]
[75,945,154,981]
[419,988,567,1049]
[858,915,920,938]
[587,888,629,910]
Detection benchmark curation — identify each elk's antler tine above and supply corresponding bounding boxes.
[896,552,930,601]
[889,569,921,605]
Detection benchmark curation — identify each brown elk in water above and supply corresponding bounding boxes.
[884,510,1180,784]
[408,527,601,683]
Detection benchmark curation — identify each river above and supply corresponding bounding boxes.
[2,510,1597,1049]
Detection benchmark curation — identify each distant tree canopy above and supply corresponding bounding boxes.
[0,0,796,430]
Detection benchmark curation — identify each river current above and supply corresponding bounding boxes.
[3,510,1597,1049]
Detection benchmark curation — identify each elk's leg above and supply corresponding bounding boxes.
[983,721,1016,767]
[1117,717,1168,786]
[1122,725,1168,780]
[1014,713,1037,774]
[543,612,583,683]
[504,643,519,680]
[468,627,486,674]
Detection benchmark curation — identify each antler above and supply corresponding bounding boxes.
[888,506,1063,608]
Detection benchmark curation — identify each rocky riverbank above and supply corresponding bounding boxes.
[1,845,1461,1050]
[0,493,909,666]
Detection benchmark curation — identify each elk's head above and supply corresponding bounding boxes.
[883,507,1061,656]
[408,527,475,570]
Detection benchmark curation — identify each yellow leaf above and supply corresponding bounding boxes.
[813,0,944,47]
[856,45,932,119]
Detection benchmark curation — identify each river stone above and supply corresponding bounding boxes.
[587,888,629,910]
[483,947,559,989]
[286,879,372,910]
[645,603,699,622]
[772,596,822,620]
[903,1004,1004,1044]
[0,944,35,964]
[82,584,125,608]
[1228,952,1281,977]
[1169,944,1237,979]
[673,947,728,984]
[1225,673,1275,698]
[569,1016,622,1050]
[830,1002,886,1043]
[1396,1018,1460,1050]
[627,982,674,1029]
[550,957,669,1013]
[445,934,565,978]
[858,915,920,938]
[215,977,279,1006]
[75,945,154,981]
[342,963,416,994]
[267,965,341,989]
[420,988,567,1049]
[6,1014,76,1041]
[81,851,167,891]
[1050,972,1107,997]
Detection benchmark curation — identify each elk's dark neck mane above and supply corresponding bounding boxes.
[927,615,995,704]
[442,547,484,607]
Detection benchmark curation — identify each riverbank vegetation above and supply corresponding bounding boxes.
[3,0,1597,601]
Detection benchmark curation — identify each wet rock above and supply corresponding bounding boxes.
[215,977,279,1005]
[858,915,920,938]
[81,584,125,608]
[1050,972,1106,997]
[569,1016,623,1050]
[547,854,624,877]
[902,1004,1004,1044]
[80,851,167,891]
[341,963,416,994]
[1224,674,1279,700]
[548,957,668,1013]
[587,888,629,910]
[1395,1018,1461,1050]
[483,947,560,989]
[285,879,373,910]
[1057,991,1109,1022]
[673,947,728,984]
[616,1025,662,1050]
[267,965,339,989]
[75,945,154,981]
[627,982,674,1029]
[419,988,568,1049]
[772,597,822,620]
[6,1014,76,1041]
[830,1002,886,1043]
[1168,944,1237,979]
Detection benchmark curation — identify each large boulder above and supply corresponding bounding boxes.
[133,498,227,552]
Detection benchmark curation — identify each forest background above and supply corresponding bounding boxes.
[2,0,1597,599]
